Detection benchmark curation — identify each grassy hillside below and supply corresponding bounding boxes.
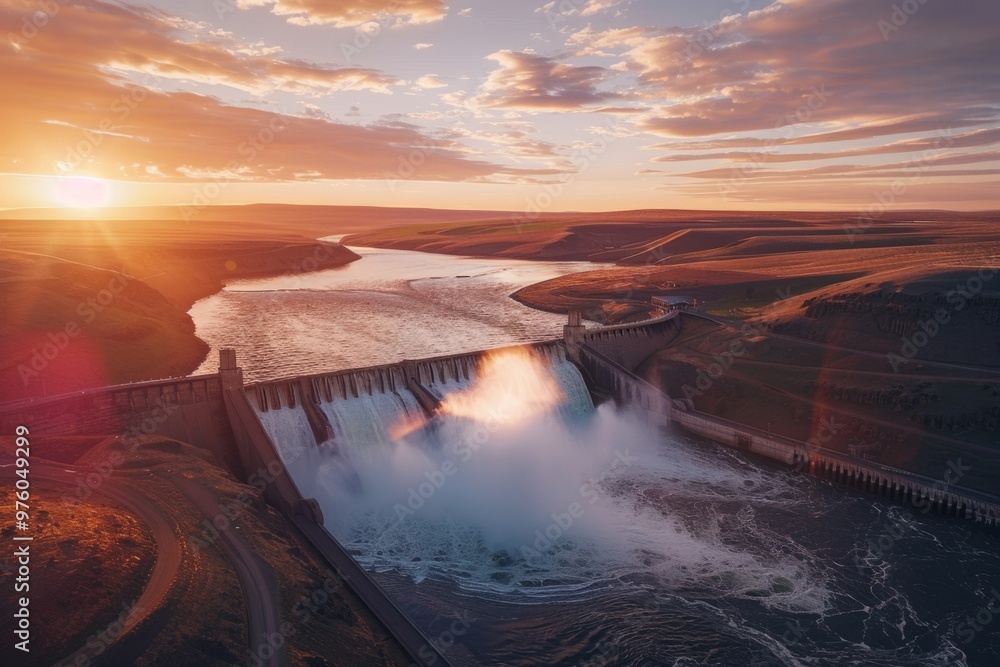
[0,218,361,400]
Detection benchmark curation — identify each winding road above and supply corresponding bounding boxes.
[1,458,288,666]
[0,461,182,667]
[171,474,285,667]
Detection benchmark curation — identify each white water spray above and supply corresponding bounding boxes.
[257,347,830,610]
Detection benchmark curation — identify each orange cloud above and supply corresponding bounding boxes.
[571,0,1000,140]
[415,74,448,89]
[4,0,401,95]
[650,128,1000,164]
[235,0,447,27]
[0,0,547,185]
[679,150,1000,181]
[646,118,997,152]
[580,0,627,16]
[470,50,619,111]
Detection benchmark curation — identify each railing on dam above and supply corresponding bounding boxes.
[673,408,1000,525]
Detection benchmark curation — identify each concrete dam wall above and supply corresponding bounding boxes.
[0,374,237,466]
[672,408,1000,525]
[246,341,567,414]
[564,308,1000,528]
[568,310,682,372]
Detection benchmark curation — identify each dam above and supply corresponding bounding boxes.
[3,306,999,665]
[7,304,989,528]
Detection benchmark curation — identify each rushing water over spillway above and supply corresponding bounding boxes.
[250,345,1000,667]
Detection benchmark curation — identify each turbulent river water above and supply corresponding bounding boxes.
[190,244,1000,667]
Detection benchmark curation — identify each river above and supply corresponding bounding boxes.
[190,242,603,382]
[189,243,1000,667]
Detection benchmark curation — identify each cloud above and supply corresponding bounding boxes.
[644,117,997,152]
[448,123,568,163]
[4,0,402,97]
[591,105,648,115]
[569,0,1000,140]
[0,0,547,185]
[415,74,448,89]
[537,0,626,20]
[470,50,619,111]
[678,149,1000,181]
[580,0,627,17]
[299,102,331,120]
[650,128,1000,164]
[414,42,433,49]
[234,0,447,28]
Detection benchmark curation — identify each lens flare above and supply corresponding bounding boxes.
[388,412,429,441]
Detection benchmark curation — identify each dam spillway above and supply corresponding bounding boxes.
[247,341,596,466]
[243,338,681,603]
[246,341,587,413]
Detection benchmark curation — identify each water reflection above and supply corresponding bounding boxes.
[189,244,606,382]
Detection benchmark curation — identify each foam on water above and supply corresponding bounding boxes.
[256,347,832,616]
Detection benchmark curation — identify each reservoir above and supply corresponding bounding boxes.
[190,242,605,383]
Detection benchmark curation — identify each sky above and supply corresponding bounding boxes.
[1,0,998,212]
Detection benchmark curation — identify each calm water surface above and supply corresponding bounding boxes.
[191,242,603,382]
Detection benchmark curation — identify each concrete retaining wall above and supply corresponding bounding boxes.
[0,375,236,465]
[568,311,680,372]
[568,310,1000,528]
[672,410,803,465]
[576,343,671,426]
[671,407,1000,526]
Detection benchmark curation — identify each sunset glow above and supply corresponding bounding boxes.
[51,177,114,208]
[2,3,999,665]
[1,0,997,212]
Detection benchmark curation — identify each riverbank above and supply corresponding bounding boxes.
[0,218,360,401]
[478,213,1000,493]
[348,209,1000,325]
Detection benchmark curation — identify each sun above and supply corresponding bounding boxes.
[52,176,114,208]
